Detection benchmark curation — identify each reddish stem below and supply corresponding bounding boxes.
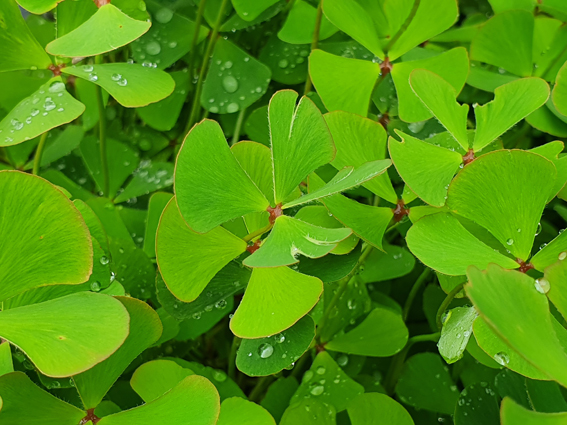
[462,149,475,165]
[267,204,283,225]
[48,63,66,77]
[516,259,534,274]
[93,0,110,6]
[393,200,410,222]
[80,409,100,425]
[380,57,393,76]
[246,240,262,254]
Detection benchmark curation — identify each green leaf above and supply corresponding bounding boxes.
[236,315,315,377]
[283,160,391,209]
[269,90,335,204]
[131,359,195,403]
[201,38,271,115]
[98,376,220,425]
[438,306,478,364]
[530,140,567,201]
[389,131,462,207]
[0,343,13,377]
[324,110,397,203]
[73,297,163,409]
[466,264,567,387]
[322,0,386,58]
[410,70,469,151]
[447,150,555,261]
[298,243,362,283]
[80,136,140,199]
[46,4,150,57]
[0,292,129,377]
[232,141,275,206]
[454,382,500,425]
[291,351,364,412]
[501,397,567,425]
[347,393,414,425]
[156,262,249,321]
[175,119,269,233]
[309,50,380,116]
[0,78,85,147]
[531,231,567,272]
[136,71,190,131]
[552,62,567,117]
[143,192,173,258]
[62,63,174,108]
[473,78,550,151]
[395,353,459,414]
[244,215,352,268]
[526,379,567,413]
[230,267,323,338]
[406,213,518,276]
[258,36,309,85]
[280,399,336,425]
[131,4,209,69]
[471,10,534,77]
[325,307,408,357]
[261,377,299,422]
[544,258,567,322]
[0,0,52,72]
[0,171,92,300]
[386,0,459,61]
[278,0,337,45]
[0,372,85,425]
[157,198,247,302]
[232,0,279,21]
[217,397,276,425]
[473,317,550,380]
[114,161,174,203]
[24,126,85,170]
[391,48,469,123]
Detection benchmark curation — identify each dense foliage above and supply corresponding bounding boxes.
[2,0,567,423]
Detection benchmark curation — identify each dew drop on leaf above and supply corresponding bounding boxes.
[493,351,510,366]
[258,343,274,358]
[310,385,324,396]
[534,278,550,294]
[48,81,65,93]
[506,238,513,246]
[155,8,173,24]
[146,41,161,56]
[336,355,349,367]
[559,251,567,261]
[226,102,239,113]
[222,75,239,93]
[100,256,109,265]
[90,281,101,292]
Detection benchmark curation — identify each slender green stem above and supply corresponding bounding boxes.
[228,335,241,380]
[249,375,275,402]
[303,0,323,95]
[385,220,401,234]
[187,0,208,81]
[436,282,465,330]
[317,244,374,341]
[95,55,109,197]
[243,222,273,243]
[383,0,421,54]
[231,107,246,146]
[290,348,313,379]
[185,0,230,137]
[383,331,440,394]
[402,268,431,321]
[32,132,49,176]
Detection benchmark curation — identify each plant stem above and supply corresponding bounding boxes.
[290,348,313,379]
[184,0,230,137]
[32,132,49,176]
[402,267,431,321]
[317,244,374,341]
[436,282,465,330]
[383,0,421,54]
[243,222,273,243]
[187,0,207,81]
[249,375,275,402]
[95,55,109,197]
[383,331,440,394]
[303,0,323,95]
[228,335,241,380]
[231,107,246,146]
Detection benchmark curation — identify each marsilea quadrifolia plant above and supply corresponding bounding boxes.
[3,0,567,423]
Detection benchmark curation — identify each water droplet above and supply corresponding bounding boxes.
[48,81,65,93]
[83,65,94,72]
[111,73,122,81]
[88,73,98,82]
[310,385,324,396]
[535,278,550,294]
[408,120,426,133]
[275,333,285,343]
[169,41,177,48]
[222,75,239,93]
[536,222,542,236]
[506,238,514,246]
[30,108,40,117]
[90,281,101,292]
[559,251,567,261]
[146,41,161,55]
[337,355,349,367]
[299,50,309,57]
[258,343,274,358]
[10,119,23,131]
[213,370,227,382]
[209,106,219,113]
[155,8,173,24]
[100,256,109,265]
[347,299,357,310]
[226,102,239,113]
[316,366,326,375]
[43,98,56,112]
[224,61,233,69]
[278,59,289,68]
[494,351,510,366]
[192,312,201,320]
[215,299,227,309]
